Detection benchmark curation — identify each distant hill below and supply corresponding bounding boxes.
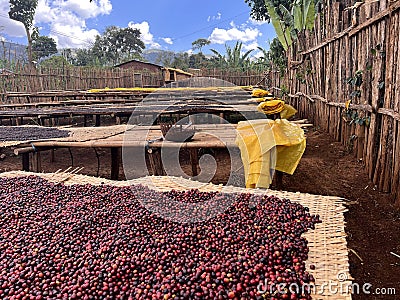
[142,49,179,66]
[0,40,27,62]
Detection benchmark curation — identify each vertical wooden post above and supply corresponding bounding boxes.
[94,115,101,127]
[189,114,195,125]
[147,148,157,175]
[110,147,120,180]
[189,148,198,177]
[22,153,30,171]
[219,112,224,124]
[32,152,41,173]
[208,113,213,124]
[147,148,165,176]
[50,149,55,163]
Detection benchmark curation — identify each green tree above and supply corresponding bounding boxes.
[171,52,190,70]
[70,48,98,66]
[188,52,210,69]
[191,38,210,53]
[39,55,70,68]
[8,0,38,65]
[244,0,293,21]
[251,46,271,71]
[210,41,254,70]
[154,50,176,67]
[267,38,287,73]
[92,26,145,66]
[32,36,57,61]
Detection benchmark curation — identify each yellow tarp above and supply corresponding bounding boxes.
[252,88,272,98]
[257,99,285,115]
[87,86,254,93]
[280,104,297,119]
[235,119,306,189]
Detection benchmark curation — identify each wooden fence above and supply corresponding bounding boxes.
[270,0,400,204]
[0,64,269,96]
[0,64,164,94]
[199,68,268,86]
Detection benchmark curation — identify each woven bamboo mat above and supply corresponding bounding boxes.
[0,171,352,300]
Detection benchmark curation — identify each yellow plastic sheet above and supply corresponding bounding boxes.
[252,88,272,98]
[235,119,306,189]
[280,104,297,119]
[257,100,285,115]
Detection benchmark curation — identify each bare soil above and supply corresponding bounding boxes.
[0,127,399,299]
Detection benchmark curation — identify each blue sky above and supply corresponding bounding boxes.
[0,0,276,57]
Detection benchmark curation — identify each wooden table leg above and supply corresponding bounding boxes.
[95,115,101,127]
[111,148,120,180]
[275,170,283,190]
[147,148,165,176]
[189,148,199,177]
[32,152,41,173]
[22,153,30,171]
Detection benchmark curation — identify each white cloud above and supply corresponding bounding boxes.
[0,0,112,48]
[50,20,99,48]
[0,0,26,37]
[207,12,221,22]
[252,50,265,59]
[162,37,173,45]
[128,21,160,49]
[37,0,112,48]
[242,41,259,52]
[54,0,112,19]
[35,0,56,23]
[248,17,268,26]
[209,23,261,44]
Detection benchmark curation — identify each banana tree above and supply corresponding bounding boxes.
[210,41,254,70]
[265,0,318,51]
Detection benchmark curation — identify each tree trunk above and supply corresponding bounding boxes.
[25,25,34,67]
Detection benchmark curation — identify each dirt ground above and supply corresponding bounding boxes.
[285,129,400,300]
[0,127,399,299]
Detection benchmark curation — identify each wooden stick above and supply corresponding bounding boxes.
[349,1,400,36]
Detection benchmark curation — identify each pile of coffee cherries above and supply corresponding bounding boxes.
[0,176,321,299]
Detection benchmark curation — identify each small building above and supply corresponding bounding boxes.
[115,60,162,74]
[115,60,193,87]
[163,67,193,84]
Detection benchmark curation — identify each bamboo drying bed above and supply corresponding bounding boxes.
[10,124,239,179]
[2,86,254,104]
[0,102,263,127]
[0,86,263,126]
[0,170,352,300]
[8,122,312,180]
